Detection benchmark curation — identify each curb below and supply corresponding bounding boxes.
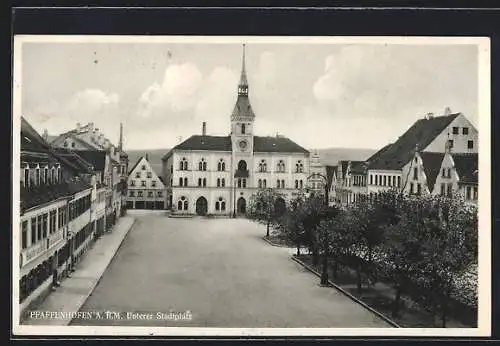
[290,255,401,328]
[261,236,292,248]
[67,217,137,326]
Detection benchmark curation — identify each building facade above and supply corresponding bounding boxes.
[19,118,95,319]
[127,156,166,210]
[162,45,310,216]
[307,150,327,195]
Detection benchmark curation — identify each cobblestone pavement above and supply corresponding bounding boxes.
[71,214,392,328]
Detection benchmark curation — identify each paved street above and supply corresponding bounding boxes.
[71,212,392,328]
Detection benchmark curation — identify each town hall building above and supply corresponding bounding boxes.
[161,45,311,216]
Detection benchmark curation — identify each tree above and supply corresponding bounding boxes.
[247,188,285,237]
[300,194,331,266]
[275,193,307,255]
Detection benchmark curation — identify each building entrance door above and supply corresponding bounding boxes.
[196,197,208,216]
[237,197,246,215]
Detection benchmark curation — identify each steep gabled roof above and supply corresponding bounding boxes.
[453,153,478,184]
[71,150,107,171]
[420,152,445,193]
[231,95,255,119]
[173,135,232,152]
[350,161,368,175]
[368,113,461,170]
[253,136,309,154]
[128,156,146,175]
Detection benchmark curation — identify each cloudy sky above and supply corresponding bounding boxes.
[20,39,479,150]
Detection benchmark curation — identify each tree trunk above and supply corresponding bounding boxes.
[296,245,300,256]
[392,286,401,318]
[441,299,447,328]
[266,219,270,237]
[356,263,362,293]
[312,245,319,266]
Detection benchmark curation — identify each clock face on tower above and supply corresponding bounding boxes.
[238,139,248,151]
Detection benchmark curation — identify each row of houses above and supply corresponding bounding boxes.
[327,109,478,207]
[19,118,129,319]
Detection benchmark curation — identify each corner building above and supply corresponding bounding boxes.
[162,45,310,216]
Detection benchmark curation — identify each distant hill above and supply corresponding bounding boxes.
[125,147,377,177]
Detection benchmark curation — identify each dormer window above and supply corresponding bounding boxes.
[44,167,49,184]
[51,167,56,183]
[142,165,146,170]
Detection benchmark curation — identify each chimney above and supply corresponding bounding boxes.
[118,122,123,151]
[145,153,149,161]
[444,107,452,116]
[202,122,206,136]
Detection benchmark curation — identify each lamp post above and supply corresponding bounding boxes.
[307,172,330,286]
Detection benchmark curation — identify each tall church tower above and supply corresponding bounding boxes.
[231,44,255,160]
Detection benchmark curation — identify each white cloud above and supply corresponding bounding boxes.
[25,89,121,140]
[138,62,203,120]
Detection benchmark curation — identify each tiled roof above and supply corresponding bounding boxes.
[350,161,368,175]
[52,148,94,174]
[171,135,309,154]
[72,150,107,171]
[325,165,337,191]
[253,136,309,154]
[20,179,92,212]
[128,156,146,175]
[173,135,232,152]
[453,153,478,184]
[366,143,391,162]
[420,152,445,193]
[231,95,255,119]
[368,113,460,170]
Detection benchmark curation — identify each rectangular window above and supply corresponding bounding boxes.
[35,169,40,185]
[410,182,414,194]
[242,179,247,188]
[141,180,146,187]
[157,191,163,197]
[37,215,43,241]
[448,139,454,149]
[468,140,474,149]
[148,191,153,197]
[447,168,451,178]
[383,176,386,186]
[417,183,421,195]
[370,174,373,185]
[21,221,28,249]
[136,172,140,178]
[473,186,478,200]
[129,191,135,197]
[152,181,157,187]
[397,176,401,187]
[463,127,469,135]
[24,169,29,187]
[413,167,418,180]
[138,191,143,197]
[147,172,152,178]
[441,183,446,196]
[452,127,459,134]
[447,183,453,197]
[31,217,37,244]
[442,168,446,177]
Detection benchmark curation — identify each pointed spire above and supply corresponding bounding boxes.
[239,43,248,87]
[118,122,123,151]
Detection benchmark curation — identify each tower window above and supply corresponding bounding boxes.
[468,140,474,149]
[241,124,246,134]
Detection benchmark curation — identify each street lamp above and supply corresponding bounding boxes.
[306,172,330,286]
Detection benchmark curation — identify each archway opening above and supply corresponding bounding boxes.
[196,197,208,216]
[237,197,246,215]
[237,160,247,171]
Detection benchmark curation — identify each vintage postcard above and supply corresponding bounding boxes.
[12,35,491,337]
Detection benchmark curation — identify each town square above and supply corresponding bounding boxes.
[13,36,487,334]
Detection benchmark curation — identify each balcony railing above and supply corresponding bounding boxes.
[234,169,249,178]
